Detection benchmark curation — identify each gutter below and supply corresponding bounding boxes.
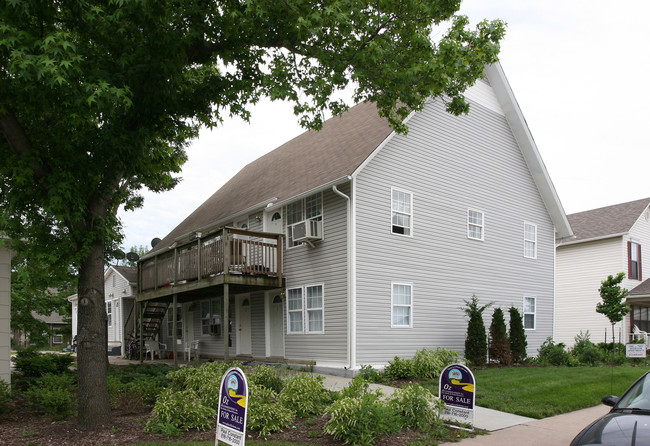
[558,232,627,247]
[332,178,356,370]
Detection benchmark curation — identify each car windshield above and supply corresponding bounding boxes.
[616,373,650,410]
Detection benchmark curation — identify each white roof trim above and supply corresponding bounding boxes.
[558,232,627,247]
[485,63,573,240]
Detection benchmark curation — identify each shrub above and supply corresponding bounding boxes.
[508,307,528,363]
[324,392,398,446]
[166,361,241,410]
[340,375,371,399]
[249,365,284,393]
[537,337,569,366]
[0,380,11,414]
[412,348,463,379]
[384,356,415,380]
[247,385,295,438]
[24,373,76,420]
[13,349,75,378]
[462,295,490,367]
[388,384,444,430]
[489,308,512,365]
[146,388,215,432]
[358,364,382,383]
[278,374,328,417]
[570,331,602,366]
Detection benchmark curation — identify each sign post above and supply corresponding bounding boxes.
[216,367,248,446]
[439,363,475,429]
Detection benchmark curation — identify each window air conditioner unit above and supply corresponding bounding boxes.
[292,219,323,243]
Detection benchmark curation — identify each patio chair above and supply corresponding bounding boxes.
[144,340,167,360]
[632,325,649,348]
[184,340,200,361]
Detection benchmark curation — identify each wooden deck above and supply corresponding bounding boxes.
[137,227,284,302]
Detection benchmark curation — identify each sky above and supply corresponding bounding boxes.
[119,0,650,252]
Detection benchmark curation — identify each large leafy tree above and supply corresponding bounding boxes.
[0,0,505,429]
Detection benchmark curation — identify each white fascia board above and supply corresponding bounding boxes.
[485,63,573,240]
[558,233,627,247]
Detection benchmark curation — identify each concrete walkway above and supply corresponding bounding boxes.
[441,404,610,445]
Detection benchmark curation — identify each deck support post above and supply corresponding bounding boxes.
[173,294,178,368]
[224,283,230,361]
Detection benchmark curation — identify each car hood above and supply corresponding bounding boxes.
[571,412,650,446]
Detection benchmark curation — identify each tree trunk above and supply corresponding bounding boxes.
[76,238,112,429]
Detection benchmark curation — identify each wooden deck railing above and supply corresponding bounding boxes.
[139,227,283,293]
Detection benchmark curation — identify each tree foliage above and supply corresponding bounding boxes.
[0,0,505,429]
[508,306,527,363]
[489,307,511,365]
[596,272,630,344]
[462,295,491,367]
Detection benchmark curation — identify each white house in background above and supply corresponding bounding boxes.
[555,197,650,346]
[69,265,137,356]
[135,62,572,370]
[0,240,12,384]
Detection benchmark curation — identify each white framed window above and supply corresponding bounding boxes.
[287,288,304,333]
[286,284,325,334]
[201,299,222,335]
[524,222,537,258]
[167,304,183,338]
[391,188,413,236]
[286,192,323,247]
[106,301,112,327]
[467,209,484,240]
[524,297,536,330]
[391,283,413,328]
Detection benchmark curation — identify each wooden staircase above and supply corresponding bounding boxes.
[124,301,170,346]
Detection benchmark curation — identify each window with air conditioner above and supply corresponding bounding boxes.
[286,193,323,247]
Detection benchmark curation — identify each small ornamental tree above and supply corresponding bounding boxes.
[489,308,511,365]
[462,295,491,367]
[508,307,528,363]
[596,272,630,345]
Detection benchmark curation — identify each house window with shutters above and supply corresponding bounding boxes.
[629,241,642,280]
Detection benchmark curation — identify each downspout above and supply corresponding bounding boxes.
[332,179,356,370]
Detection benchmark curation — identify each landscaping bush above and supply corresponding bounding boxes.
[462,295,490,367]
[388,384,444,430]
[384,355,415,380]
[13,348,75,378]
[166,361,241,410]
[278,374,329,417]
[146,388,215,432]
[570,331,602,366]
[412,348,463,379]
[248,365,284,393]
[358,364,382,383]
[0,379,11,414]
[508,307,528,363]
[489,308,512,365]
[324,391,398,446]
[340,375,371,399]
[536,337,569,366]
[247,385,295,438]
[24,373,76,420]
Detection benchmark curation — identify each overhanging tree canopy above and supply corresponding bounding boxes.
[1,0,505,429]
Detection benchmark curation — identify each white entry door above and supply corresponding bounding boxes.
[269,294,284,357]
[237,296,252,355]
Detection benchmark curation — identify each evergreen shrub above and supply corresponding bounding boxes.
[462,295,490,367]
[489,308,512,365]
[508,307,528,363]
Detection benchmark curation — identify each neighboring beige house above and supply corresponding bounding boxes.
[556,198,650,346]
[0,240,12,385]
[11,310,70,348]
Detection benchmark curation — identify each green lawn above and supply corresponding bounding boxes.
[423,364,648,419]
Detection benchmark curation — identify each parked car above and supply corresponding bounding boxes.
[571,371,650,445]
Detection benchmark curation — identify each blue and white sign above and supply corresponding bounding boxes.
[216,367,248,446]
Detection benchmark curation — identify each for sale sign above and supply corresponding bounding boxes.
[216,367,248,446]
[439,364,475,428]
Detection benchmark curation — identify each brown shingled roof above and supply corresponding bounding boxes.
[150,101,394,254]
[564,197,650,243]
[629,278,650,298]
[112,265,137,284]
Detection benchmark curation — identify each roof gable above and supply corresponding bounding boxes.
[562,197,650,244]
[105,265,137,284]
[148,63,571,254]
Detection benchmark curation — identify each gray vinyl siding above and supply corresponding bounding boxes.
[283,187,349,364]
[354,97,556,364]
